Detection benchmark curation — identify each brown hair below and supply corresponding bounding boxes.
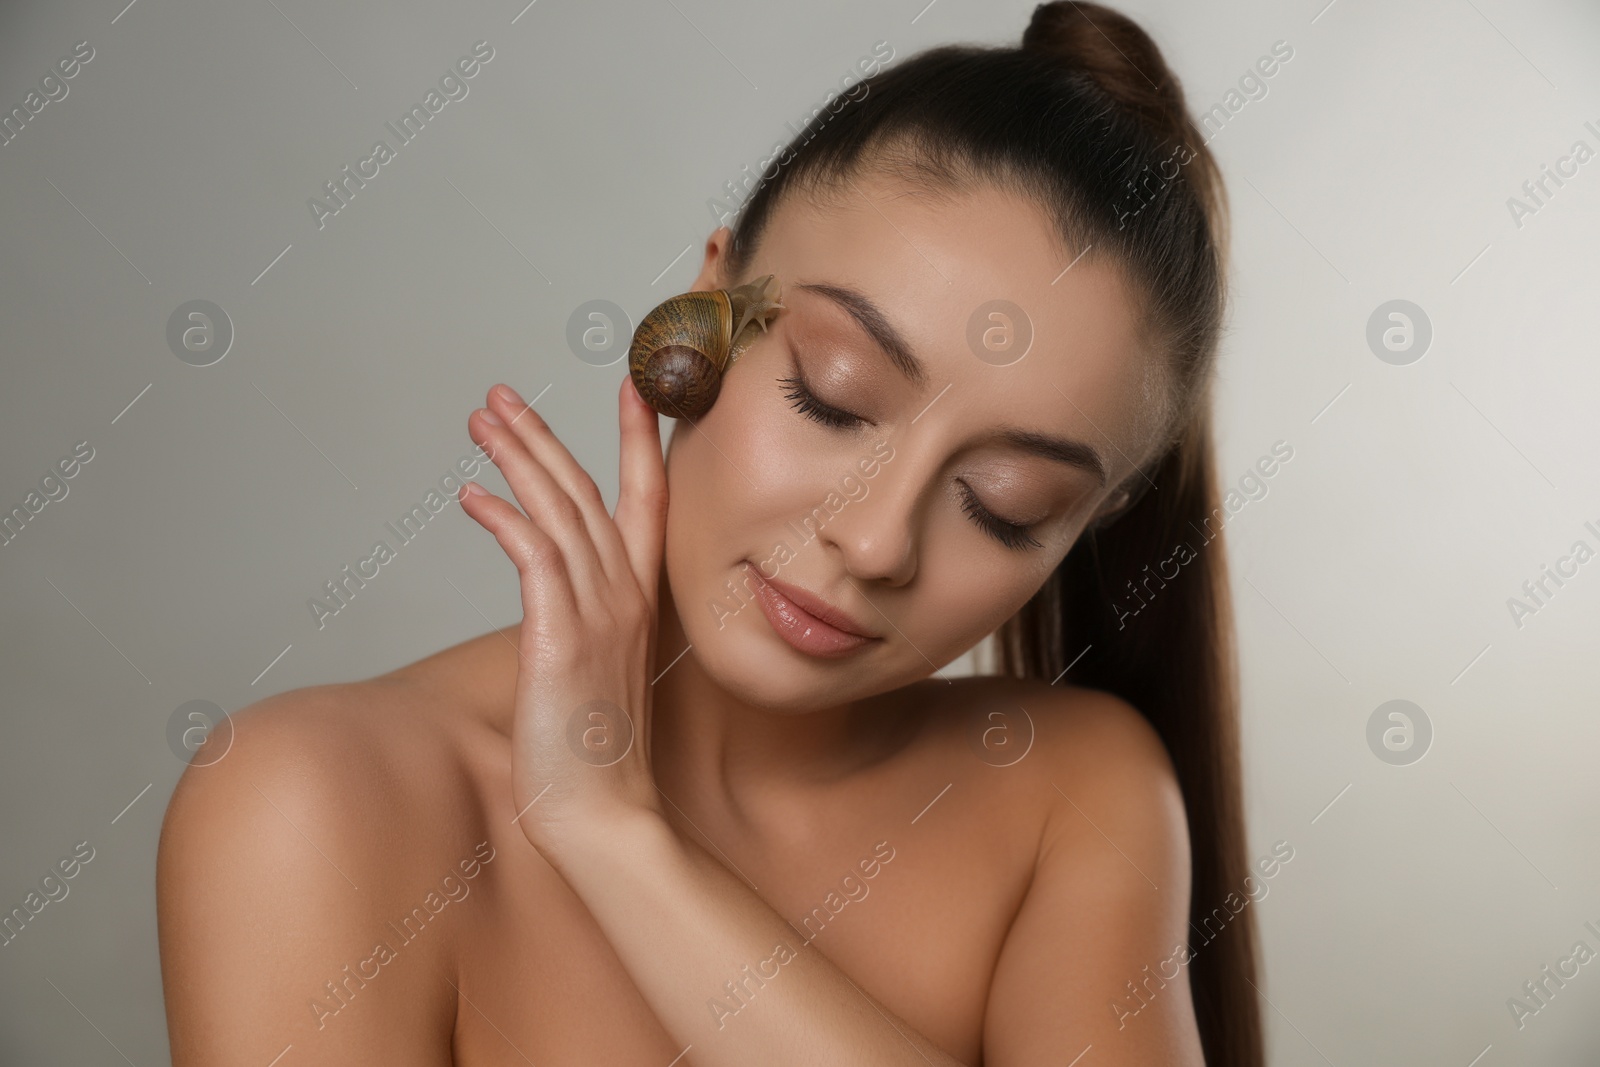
[722,3,1260,1063]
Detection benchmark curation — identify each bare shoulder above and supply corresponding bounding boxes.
[160,675,482,878]
[1025,679,1190,886]
[920,674,1180,787]
[931,677,1203,1063]
[156,676,488,1064]
[920,674,1190,884]
[1028,678,1183,802]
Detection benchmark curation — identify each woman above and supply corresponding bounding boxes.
[157,3,1261,1064]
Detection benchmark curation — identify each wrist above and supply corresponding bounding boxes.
[539,802,676,886]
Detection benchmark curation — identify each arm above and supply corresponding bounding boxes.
[543,808,968,1066]
[542,691,1201,1067]
[156,694,455,1066]
[982,692,1205,1066]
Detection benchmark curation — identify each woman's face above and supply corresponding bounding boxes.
[661,167,1162,711]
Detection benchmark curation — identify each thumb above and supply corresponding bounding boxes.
[613,375,668,609]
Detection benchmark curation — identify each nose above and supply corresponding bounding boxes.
[814,447,924,588]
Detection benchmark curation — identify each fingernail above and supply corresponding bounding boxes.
[494,384,524,405]
[465,481,489,496]
[478,407,505,427]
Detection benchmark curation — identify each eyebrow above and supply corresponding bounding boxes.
[795,280,1109,487]
[796,281,928,387]
[995,428,1108,487]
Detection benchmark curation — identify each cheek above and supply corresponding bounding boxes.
[670,361,852,522]
[907,521,1060,657]
[714,357,833,481]
[660,372,824,583]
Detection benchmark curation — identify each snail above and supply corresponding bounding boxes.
[628,274,785,419]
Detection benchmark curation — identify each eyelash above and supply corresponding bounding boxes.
[778,371,1044,552]
[778,373,863,430]
[958,482,1044,551]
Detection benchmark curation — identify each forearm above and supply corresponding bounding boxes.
[545,809,966,1067]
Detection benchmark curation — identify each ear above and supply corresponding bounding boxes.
[689,227,735,292]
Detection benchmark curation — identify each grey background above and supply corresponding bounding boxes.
[2,0,1597,1063]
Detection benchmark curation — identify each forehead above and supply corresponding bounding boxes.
[755,170,1165,477]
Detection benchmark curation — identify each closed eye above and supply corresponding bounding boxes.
[778,373,866,430]
[957,481,1044,551]
[781,368,1043,551]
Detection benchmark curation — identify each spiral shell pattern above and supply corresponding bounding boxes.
[627,275,784,419]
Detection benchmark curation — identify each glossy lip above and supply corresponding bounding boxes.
[742,561,882,658]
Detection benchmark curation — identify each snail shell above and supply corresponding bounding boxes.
[628,274,785,419]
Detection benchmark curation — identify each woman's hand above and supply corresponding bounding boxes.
[458,377,671,864]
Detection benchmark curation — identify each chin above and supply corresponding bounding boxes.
[683,603,866,712]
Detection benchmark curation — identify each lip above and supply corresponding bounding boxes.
[742,561,881,659]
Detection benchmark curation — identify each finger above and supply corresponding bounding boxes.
[484,385,633,592]
[612,375,668,611]
[456,480,581,633]
[470,402,610,603]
